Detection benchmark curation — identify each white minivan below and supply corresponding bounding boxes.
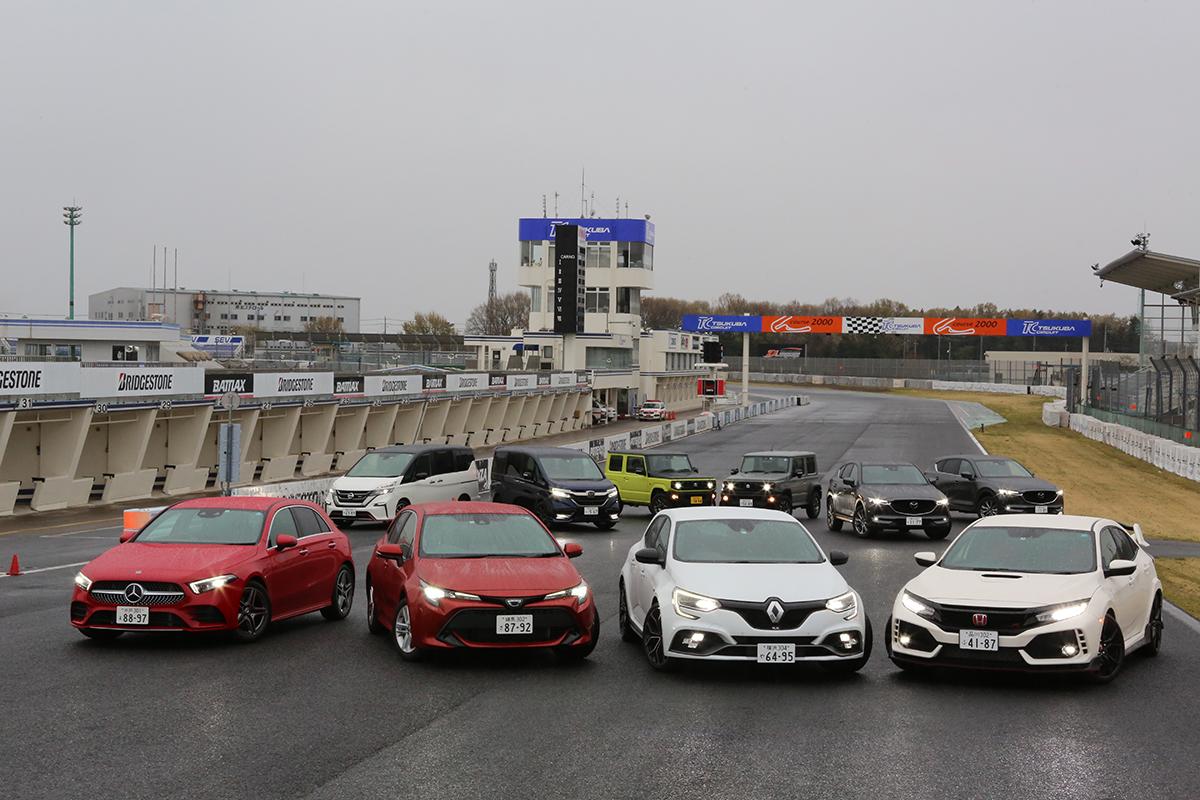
[325,444,481,524]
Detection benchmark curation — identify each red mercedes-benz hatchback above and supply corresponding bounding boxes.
[71,497,355,643]
[365,501,599,661]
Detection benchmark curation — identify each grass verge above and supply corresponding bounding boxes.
[1157,559,1200,621]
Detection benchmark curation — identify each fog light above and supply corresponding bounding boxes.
[721,495,729,502]
[610,513,619,519]
[767,496,776,503]
[670,493,679,501]
[1061,644,1078,657]
[556,513,572,520]
[686,632,705,649]
[838,632,857,649]
[899,634,912,647]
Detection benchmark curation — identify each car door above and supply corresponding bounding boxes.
[263,507,308,616]
[625,455,650,505]
[376,510,418,623]
[1102,525,1153,639]
[834,463,858,517]
[292,506,338,608]
[607,454,627,501]
[424,448,457,502]
[1098,527,1141,639]
[932,458,962,507]
[403,452,437,504]
[631,516,667,623]
[448,449,480,500]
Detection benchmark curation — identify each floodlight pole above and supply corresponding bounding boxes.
[63,205,83,319]
[742,314,750,407]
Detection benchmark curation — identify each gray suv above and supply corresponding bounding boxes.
[720,450,822,518]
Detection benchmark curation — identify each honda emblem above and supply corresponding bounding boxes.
[972,613,988,626]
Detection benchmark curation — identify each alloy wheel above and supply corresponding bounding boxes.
[650,494,668,514]
[853,507,870,537]
[643,604,666,667]
[978,496,999,517]
[394,601,415,654]
[1095,617,1125,680]
[1147,596,1163,654]
[238,585,269,637]
[335,568,354,614]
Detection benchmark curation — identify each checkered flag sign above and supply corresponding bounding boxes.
[843,317,884,335]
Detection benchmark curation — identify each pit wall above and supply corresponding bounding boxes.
[1041,400,1200,483]
[748,372,1067,398]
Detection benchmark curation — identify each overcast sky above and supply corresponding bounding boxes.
[2,1,1197,328]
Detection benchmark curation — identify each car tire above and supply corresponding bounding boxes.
[775,493,793,515]
[556,607,600,662]
[1089,613,1125,683]
[805,490,820,519]
[365,582,385,635]
[534,500,556,529]
[826,498,843,531]
[233,580,271,643]
[976,494,1000,517]
[321,564,355,621]
[641,600,676,672]
[925,526,951,540]
[1143,594,1163,657]
[852,505,873,538]
[618,580,639,643]
[79,628,123,641]
[820,617,873,674]
[649,491,669,515]
[391,595,424,662]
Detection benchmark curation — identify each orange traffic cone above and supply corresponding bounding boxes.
[7,554,19,576]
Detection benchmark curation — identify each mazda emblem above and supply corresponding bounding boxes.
[972,613,988,626]
[766,599,784,625]
[124,583,145,604]
[505,599,522,608]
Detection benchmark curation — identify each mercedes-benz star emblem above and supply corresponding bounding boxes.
[124,583,145,604]
[766,599,784,625]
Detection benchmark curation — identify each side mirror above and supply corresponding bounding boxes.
[923,471,938,484]
[634,547,664,566]
[1105,559,1136,578]
[563,542,583,559]
[275,534,298,550]
[522,470,534,481]
[376,542,405,562]
[119,530,136,543]
[844,478,856,488]
[828,550,849,566]
[730,467,739,474]
[959,471,975,481]
[914,551,938,568]
[414,472,430,481]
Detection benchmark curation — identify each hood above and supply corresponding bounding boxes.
[724,471,787,482]
[332,475,403,490]
[418,556,583,596]
[857,483,946,501]
[82,542,259,583]
[548,478,615,493]
[668,560,849,603]
[979,476,1059,492]
[906,566,1098,607]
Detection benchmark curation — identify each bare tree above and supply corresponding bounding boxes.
[403,311,457,336]
[303,316,344,334]
[465,292,530,335]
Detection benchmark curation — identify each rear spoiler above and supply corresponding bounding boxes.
[1119,522,1150,549]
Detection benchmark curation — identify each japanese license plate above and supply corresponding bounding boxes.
[690,495,704,505]
[959,629,999,651]
[739,499,754,507]
[905,516,923,526]
[756,643,796,663]
[495,615,533,635]
[582,506,599,516]
[116,605,149,626]
[1035,505,1048,514]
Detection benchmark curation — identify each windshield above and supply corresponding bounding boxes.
[861,464,927,485]
[643,401,664,408]
[646,454,697,475]
[136,508,265,545]
[672,518,824,564]
[540,454,604,481]
[419,513,561,558]
[739,455,791,474]
[976,459,1033,478]
[346,451,414,478]
[940,526,1096,574]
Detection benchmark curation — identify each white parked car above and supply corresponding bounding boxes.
[617,507,871,672]
[637,400,667,421]
[887,515,1163,683]
[325,444,481,524]
[591,401,617,425]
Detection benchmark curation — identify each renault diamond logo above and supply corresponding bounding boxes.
[505,599,523,608]
[124,583,145,604]
[766,599,784,625]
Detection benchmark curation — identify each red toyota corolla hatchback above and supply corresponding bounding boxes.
[365,501,599,661]
[71,497,355,643]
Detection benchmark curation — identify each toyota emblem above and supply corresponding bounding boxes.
[505,599,522,608]
[124,583,145,604]
[766,599,785,625]
[972,613,988,626]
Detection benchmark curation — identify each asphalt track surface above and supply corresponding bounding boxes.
[2,388,1198,800]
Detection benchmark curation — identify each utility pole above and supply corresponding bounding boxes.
[62,205,83,319]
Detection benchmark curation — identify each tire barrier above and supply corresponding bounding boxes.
[1043,408,1200,484]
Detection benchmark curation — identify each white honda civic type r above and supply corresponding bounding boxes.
[617,507,871,672]
[887,514,1163,683]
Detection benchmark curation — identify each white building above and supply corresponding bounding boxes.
[88,287,361,335]
[0,317,205,363]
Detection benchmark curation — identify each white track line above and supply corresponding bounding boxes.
[0,560,88,579]
[944,401,989,454]
[1165,601,1200,634]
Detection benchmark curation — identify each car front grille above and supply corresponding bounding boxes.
[438,607,580,645]
[887,499,938,515]
[935,605,1038,635]
[566,490,609,505]
[731,482,765,493]
[671,480,712,492]
[718,598,826,630]
[334,490,372,507]
[1022,490,1059,505]
[89,582,185,607]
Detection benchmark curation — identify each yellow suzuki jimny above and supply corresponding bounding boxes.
[604,451,717,513]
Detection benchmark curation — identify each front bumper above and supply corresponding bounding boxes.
[994,499,1065,515]
[326,492,394,522]
[412,594,597,651]
[70,583,243,633]
[659,595,867,662]
[864,508,952,530]
[550,495,621,523]
[718,492,786,509]
[889,602,1099,673]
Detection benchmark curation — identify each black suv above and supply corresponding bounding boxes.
[826,462,952,539]
[491,446,620,529]
[931,455,1063,517]
[720,451,822,518]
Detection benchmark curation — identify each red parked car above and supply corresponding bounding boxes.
[365,501,599,661]
[71,497,355,643]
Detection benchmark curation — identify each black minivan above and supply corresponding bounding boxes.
[491,446,621,530]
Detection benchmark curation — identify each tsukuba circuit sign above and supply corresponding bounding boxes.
[681,315,1092,337]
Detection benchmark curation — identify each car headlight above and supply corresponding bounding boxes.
[935,497,949,506]
[867,496,887,507]
[1055,489,1064,497]
[673,482,683,490]
[74,571,92,592]
[545,580,589,605]
[420,580,481,607]
[672,587,721,619]
[188,574,238,594]
[606,486,619,497]
[761,483,772,493]
[826,591,857,618]
[724,482,736,491]
[996,488,1020,497]
[706,481,715,490]
[373,481,401,495]
[1034,600,1089,624]
[550,487,572,500]
[901,591,936,618]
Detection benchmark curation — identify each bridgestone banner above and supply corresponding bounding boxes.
[82,367,205,398]
[0,362,81,396]
[365,374,421,397]
[253,372,335,398]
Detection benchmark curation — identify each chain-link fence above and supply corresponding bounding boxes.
[1087,355,1200,446]
[728,356,1079,385]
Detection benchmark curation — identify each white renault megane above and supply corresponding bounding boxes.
[617,507,871,672]
[887,515,1163,683]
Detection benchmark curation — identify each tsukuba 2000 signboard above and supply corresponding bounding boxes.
[681,315,1091,337]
